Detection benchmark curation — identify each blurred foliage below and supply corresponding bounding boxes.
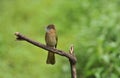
[0,0,120,78]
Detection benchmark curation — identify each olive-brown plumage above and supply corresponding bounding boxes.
[45,24,58,65]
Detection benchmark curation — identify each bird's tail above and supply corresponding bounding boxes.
[46,52,55,65]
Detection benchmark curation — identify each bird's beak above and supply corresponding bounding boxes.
[45,27,49,32]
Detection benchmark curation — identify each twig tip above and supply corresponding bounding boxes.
[15,32,20,35]
[14,32,23,40]
[69,44,74,54]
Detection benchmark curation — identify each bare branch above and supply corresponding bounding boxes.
[14,32,77,78]
[69,45,77,78]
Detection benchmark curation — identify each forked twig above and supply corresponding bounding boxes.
[15,32,77,78]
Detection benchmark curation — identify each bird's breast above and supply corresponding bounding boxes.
[45,31,57,47]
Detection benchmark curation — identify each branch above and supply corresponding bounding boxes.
[14,32,77,78]
[69,45,77,78]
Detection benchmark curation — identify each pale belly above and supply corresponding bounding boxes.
[46,33,56,46]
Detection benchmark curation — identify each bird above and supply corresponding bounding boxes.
[45,24,58,65]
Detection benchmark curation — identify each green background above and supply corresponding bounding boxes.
[0,0,120,78]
